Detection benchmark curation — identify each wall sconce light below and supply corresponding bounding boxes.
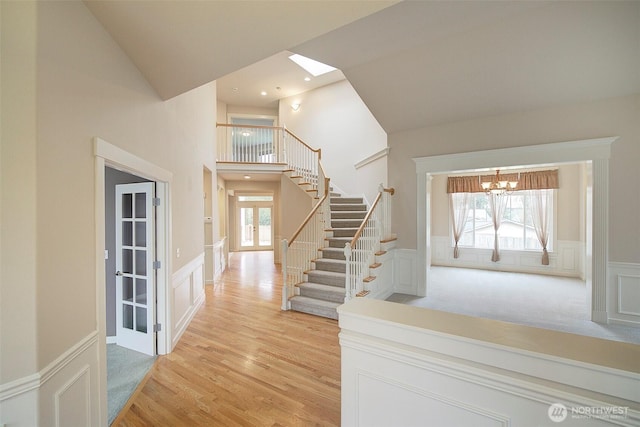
[291,103,301,112]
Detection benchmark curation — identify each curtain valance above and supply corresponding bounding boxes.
[447,169,559,193]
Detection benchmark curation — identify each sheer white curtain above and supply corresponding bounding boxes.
[489,193,507,262]
[531,189,552,265]
[449,193,471,258]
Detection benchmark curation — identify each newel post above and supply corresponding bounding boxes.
[281,239,289,310]
[344,242,353,302]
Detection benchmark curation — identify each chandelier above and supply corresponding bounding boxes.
[481,169,518,195]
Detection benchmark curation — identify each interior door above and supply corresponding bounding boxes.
[115,182,156,356]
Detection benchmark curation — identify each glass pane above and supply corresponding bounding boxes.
[136,279,147,305]
[135,250,147,276]
[135,193,146,218]
[122,221,133,246]
[240,207,254,247]
[258,207,271,246]
[135,306,147,333]
[122,249,133,274]
[238,195,273,202]
[123,277,134,302]
[135,222,146,247]
[123,304,133,330]
[122,194,132,218]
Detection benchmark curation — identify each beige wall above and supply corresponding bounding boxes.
[1,0,39,383]
[280,175,315,242]
[1,0,216,383]
[389,95,640,264]
[278,80,388,201]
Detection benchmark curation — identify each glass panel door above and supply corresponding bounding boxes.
[258,207,272,247]
[237,197,273,251]
[115,182,156,356]
[240,207,254,247]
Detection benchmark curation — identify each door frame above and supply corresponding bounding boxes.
[94,137,172,422]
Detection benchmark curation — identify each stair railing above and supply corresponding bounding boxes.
[216,123,321,193]
[281,173,331,310]
[344,184,395,301]
[282,127,321,193]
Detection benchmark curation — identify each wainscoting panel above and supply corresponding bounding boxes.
[54,366,91,427]
[431,236,583,278]
[0,332,101,426]
[608,262,640,327]
[212,237,228,282]
[393,249,417,295]
[172,253,206,349]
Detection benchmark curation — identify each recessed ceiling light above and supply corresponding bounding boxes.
[232,87,238,91]
[260,91,267,96]
[288,54,336,77]
[244,175,251,180]
[304,77,311,82]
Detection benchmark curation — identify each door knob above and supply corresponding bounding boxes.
[115,271,123,276]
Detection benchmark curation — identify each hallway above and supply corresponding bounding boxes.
[113,251,341,426]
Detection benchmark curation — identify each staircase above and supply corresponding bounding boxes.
[289,196,369,320]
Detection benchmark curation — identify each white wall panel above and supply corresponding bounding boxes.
[171,253,206,349]
[431,236,583,278]
[608,262,640,326]
[393,249,417,294]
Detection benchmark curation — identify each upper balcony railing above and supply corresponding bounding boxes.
[216,123,321,193]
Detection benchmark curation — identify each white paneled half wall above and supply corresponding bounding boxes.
[338,299,640,427]
[431,236,584,278]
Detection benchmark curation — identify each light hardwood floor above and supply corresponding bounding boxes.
[114,251,341,426]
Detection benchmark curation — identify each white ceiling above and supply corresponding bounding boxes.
[86,0,640,134]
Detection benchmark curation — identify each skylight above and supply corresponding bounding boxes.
[288,54,337,77]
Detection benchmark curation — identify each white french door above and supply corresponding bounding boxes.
[115,182,156,356]
[238,202,273,251]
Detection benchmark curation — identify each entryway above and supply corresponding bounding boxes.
[237,194,273,251]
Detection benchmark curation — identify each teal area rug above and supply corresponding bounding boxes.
[107,344,156,425]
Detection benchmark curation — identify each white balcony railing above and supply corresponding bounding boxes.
[344,185,395,300]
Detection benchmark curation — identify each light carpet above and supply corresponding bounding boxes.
[107,344,156,425]
[387,266,640,344]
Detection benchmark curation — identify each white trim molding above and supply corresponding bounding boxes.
[354,147,390,170]
[608,262,640,327]
[413,137,617,323]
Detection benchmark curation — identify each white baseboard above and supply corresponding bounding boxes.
[106,336,116,344]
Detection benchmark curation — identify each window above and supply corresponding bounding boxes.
[457,190,554,251]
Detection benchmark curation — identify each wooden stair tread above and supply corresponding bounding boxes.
[356,290,371,297]
[363,276,376,283]
[374,250,387,256]
[380,237,398,244]
[369,262,382,269]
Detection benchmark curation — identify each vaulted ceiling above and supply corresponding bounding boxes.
[87,0,640,134]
